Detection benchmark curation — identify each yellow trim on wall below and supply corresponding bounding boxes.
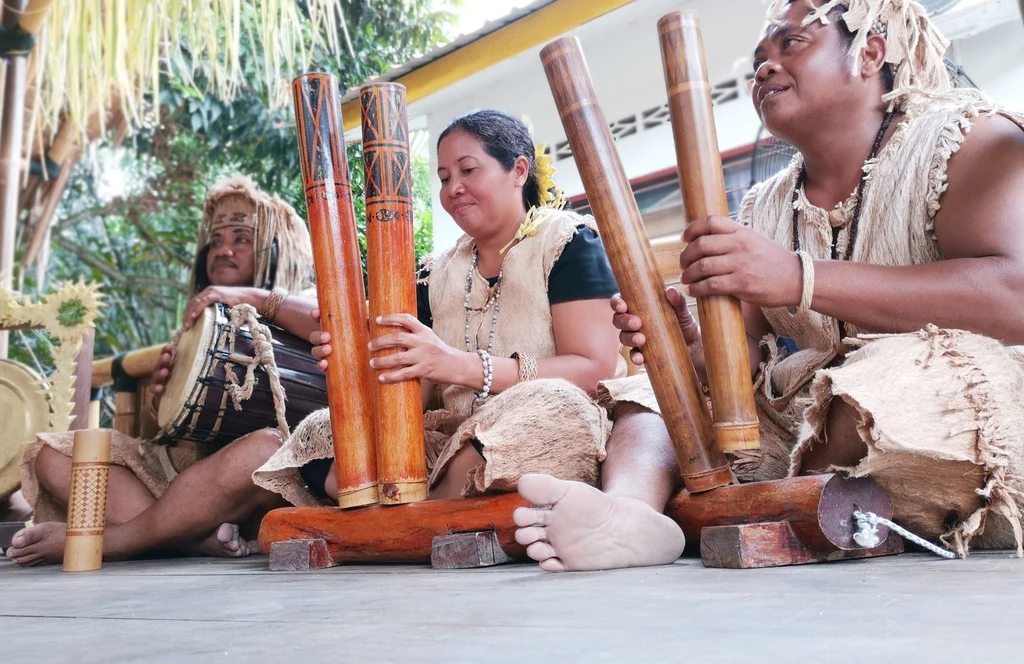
[341,0,637,130]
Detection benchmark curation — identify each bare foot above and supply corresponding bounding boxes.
[194,523,255,558]
[5,522,67,567]
[514,474,686,572]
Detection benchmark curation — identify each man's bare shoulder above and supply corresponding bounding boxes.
[946,112,1024,184]
[936,112,1024,258]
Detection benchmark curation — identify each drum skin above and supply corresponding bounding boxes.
[158,304,327,449]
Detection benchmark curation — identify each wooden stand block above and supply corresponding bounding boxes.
[431,530,513,569]
[700,522,905,569]
[269,538,337,571]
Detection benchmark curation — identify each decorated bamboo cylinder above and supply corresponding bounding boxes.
[292,73,378,508]
[658,11,760,452]
[360,83,428,505]
[541,37,732,493]
[63,429,111,572]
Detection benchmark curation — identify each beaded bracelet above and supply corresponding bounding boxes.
[474,349,493,406]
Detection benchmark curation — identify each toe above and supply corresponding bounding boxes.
[515,525,547,546]
[517,474,571,507]
[538,557,566,573]
[526,540,558,562]
[512,506,551,528]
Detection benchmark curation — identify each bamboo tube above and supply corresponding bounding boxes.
[91,344,164,388]
[360,83,427,505]
[659,11,760,452]
[63,429,111,572]
[0,0,30,360]
[292,73,378,509]
[541,38,731,493]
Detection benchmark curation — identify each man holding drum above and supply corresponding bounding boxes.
[8,175,320,566]
[514,0,1024,571]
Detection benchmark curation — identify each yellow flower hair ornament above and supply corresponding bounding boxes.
[501,120,568,255]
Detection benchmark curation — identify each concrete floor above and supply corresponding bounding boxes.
[1,552,1022,663]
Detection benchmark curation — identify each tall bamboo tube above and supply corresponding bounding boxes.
[0,0,30,360]
[63,429,111,572]
[360,83,427,505]
[659,11,760,452]
[541,37,732,493]
[292,73,378,508]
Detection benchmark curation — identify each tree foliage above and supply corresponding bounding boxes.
[10,1,452,369]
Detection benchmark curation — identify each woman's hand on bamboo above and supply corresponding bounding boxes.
[612,287,702,368]
[369,314,468,385]
[182,286,265,331]
[680,216,802,308]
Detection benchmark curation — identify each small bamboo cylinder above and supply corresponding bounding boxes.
[658,11,760,452]
[541,37,732,493]
[360,83,427,505]
[292,73,378,508]
[63,429,111,572]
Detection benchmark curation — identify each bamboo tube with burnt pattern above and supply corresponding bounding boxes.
[360,83,428,505]
[292,73,378,508]
[541,37,732,493]
[658,10,760,451]
[63,429,111,572]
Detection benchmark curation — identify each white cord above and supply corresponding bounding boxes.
[853,510,957,559]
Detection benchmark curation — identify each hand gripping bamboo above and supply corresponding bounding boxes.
[360,83,428,504]
[541,38,732,493]
[659,10,760,451]
[292,73,378,508]
[63,429,111,572]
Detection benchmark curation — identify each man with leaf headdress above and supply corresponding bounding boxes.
[514,0,1024,572]
[8,176,321,565]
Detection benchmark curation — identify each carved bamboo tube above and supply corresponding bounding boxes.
[292,73,378,508]
[63,429,111,572]
[658,11,760,452]
[541,37,731,492]
[360,83,427,505]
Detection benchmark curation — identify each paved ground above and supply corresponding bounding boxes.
[1,552,1022,663]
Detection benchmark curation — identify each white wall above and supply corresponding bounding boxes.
[954,19,1024,109]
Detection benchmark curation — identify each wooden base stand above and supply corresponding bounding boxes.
[259,493,527,566]
[258,474,903,571]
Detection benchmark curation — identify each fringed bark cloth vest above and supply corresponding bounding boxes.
[600,91,1024,556]
[254,210,620,507]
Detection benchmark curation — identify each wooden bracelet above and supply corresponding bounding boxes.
[511,352,538,383]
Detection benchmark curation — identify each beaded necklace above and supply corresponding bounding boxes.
[790,111,894,339]
[463,245,502,354]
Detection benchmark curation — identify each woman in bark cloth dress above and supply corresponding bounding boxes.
[253,110,628,508]
[512,0,1024,572]
[8,175,319,566]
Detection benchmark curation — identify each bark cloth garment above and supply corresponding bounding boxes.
[600,90,1024,557]
[253,209,625,507]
